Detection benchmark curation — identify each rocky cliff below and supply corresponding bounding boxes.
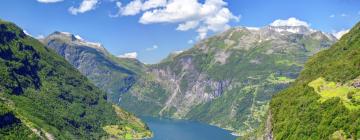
[42,24,337,136]
[41,32,144,103]
[120,25,337,135]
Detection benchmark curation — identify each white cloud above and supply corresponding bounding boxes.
[333,29,350,39]
[111,0,167,17]
[146,45,159,51]
[139,0,203,24]
[69,0,99,15]
[177,21,199,31]
[358,11,360,15]
[341,13,347,17]
[37,0,63,3]
[329,14,335,18]
[117,0,238,40]
[188,39,194,44]
[270,17,309,27]
[117,52,138,59]
[121,0,143,16]
[142,0,167,11]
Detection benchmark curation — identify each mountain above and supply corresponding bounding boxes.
[0,20,151,139]
[41,24,337,136]
[41,32,145,103]
[269,22,360,139]
[119,25,337,135]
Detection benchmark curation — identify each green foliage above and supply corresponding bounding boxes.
[119,77,169,116]
[270,22,360,139]
[119,26,335,137]
[308,77,360,110]
[0,20,151,139]
[0,101,39,140]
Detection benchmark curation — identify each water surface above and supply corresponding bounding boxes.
[142,117,237,140]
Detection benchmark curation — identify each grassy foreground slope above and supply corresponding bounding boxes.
[0,20,151,139]
[270,22,360,139]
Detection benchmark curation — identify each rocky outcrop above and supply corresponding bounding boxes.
[41,25,337,136]
[122,25,337,135]
[41,32,139,102]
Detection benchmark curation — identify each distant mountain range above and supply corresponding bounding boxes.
[41,23,337,137]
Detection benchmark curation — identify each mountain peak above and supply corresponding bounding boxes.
[50,31,77,40]
[45,31,106,53]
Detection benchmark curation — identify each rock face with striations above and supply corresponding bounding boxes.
[119,24,337,136]
[41,32,144,103]
[41,24,337,136]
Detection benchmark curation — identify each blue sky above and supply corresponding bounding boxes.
[0,0,360,64]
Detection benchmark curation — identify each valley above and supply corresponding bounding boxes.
[41,21,338,137]
[1,1,360,138]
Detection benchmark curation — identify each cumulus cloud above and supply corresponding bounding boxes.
[333,29,350,39]
[69,0,99,15]
[111,0,167,17]
[177,21,199,31]
[270,17,309,27]
[117,0,239,40]
[117,52,138,59]
[120,0,143,16]
[146,45,159,51]
[142,0,167,11]
[37,0,63,3]
[188,39,194,44]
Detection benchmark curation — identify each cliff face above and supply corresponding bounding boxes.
[120,25,337,135]
[41,25,337,135]
[41,32,141,103]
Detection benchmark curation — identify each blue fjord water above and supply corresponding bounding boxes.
[142,117,237,140]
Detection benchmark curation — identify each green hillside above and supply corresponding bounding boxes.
[0,20,152,139]
[41,31,146,105]
[270,22,360,139]
[119,26,336,136]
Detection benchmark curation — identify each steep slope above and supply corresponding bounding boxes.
[0,20,151,139]
[120,25,337,135]
[41,32,145,103]
[270,22,360,139]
